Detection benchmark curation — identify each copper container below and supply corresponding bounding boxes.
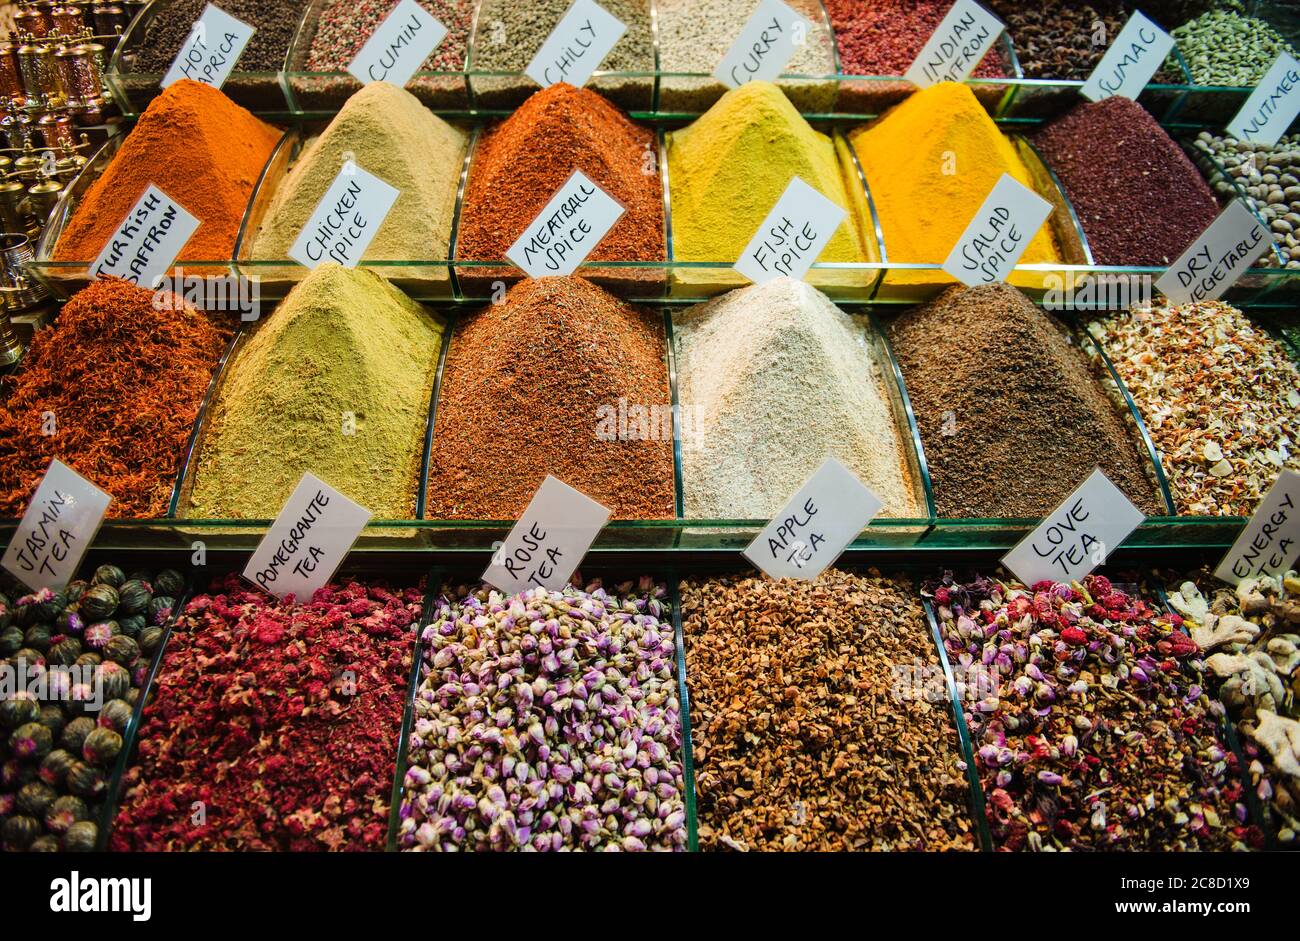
[14,9,51,39]
[92,4,129,38]
[0,43,24,106]
[24,179,63,231]
[52,6,86,36]
[17,41,65,109]
[55,42,98,108]
[0,183,27,236]
[35,112,74,149]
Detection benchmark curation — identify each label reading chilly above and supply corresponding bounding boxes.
[1215,470,1300,585]
[1001,469,1145,586]
[482,476,611,595]
[733,177,847,284]
[942,173,1052,286]
[244,473,372,601]
[524,0,627,89]
[347,0,448,87]
[505,170,625,277]
[161,3,256,89]
[713,0,815,89]
[1226,52,1300,147]
[904,0,1004,88]
[743,456,884,582]
[89,184,200,285]
[288,161,400,269]
[1080,11,1175,102]
[1,460,111,593]
[1155,199,1271,305]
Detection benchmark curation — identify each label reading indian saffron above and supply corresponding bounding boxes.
[1001,469,1145,586]
[89,184,201,285]
[904,0,1004,88]
[506,169,625,277]
[743,456,884,582]
[713,0,814,89]
[482,476,611,595]
[288,160,400,269]
[244,473,372,601]
[733,176,846,284]
[524,0,627,90]
[1226,52,1300,147]
[941,173,1052,286]
[2,460,111,593]
[1154,199,1272,305]
[1080,11,1175,102]
[161,3,256,90]
[347,0,448,87]
[1215,470,1300,585]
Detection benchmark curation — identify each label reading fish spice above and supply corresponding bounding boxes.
[506,169,625,277]
[743,456,884,581]
[904,0,1004,88]
[942,173,1052,286]
[244,473,372,601]
[524,0,627,90]
[733,177,847,284]
[482,476,611,595]
[1154,199,1271,305]
[347,0,448,87]
[1226,52,1300,148]
[89,184,201,284]
[288,160,400,269]
[1215,470,1300,585]
[1080,11,1175,102]
[714,0,815,89]
[1001,469,1145,586]
[161,3,256,90]
[2,460,111,593]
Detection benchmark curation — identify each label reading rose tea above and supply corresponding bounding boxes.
[1080,11,1175,102]
[505,169,625,277]
[347,0,449,87]
[733,177,847,284]
[288,160,400,269]
[942,173,1052,286]
[713,0,815,89]
[524,0,627,90]
[1155,199,1272,304]
[2,460,112,593]
[904,0,1004,88]
[1215,470,1300,585]
[161,3,256,89]
[1226,52,1300,148]
[89,184,201,285]
[482,476,611,595]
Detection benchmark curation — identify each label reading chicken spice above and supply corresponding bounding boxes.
[89,184,201,285]
[904,0,1004,88]
[1080,11,1175,102]
[161,3,256,90]
[942,173,1052,286]
[524,0,627,90]
[288,160,400,269]
[1215,470,1300,585]
[1226,52,1300,148]
[506,169,626,277]
[2,460,111,593]
[482,476,611,595]
[734,177,847,284]
[347,0,449,87]
[713,0,815,89]
[1154,199,1271,304]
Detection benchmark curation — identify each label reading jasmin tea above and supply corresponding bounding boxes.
[1080,11,1175,102]
[743,456,884,582]
[524,0,627,89]
[1215,470,1300,585]
[904,0,1003,88]
[1226,52,1300,147]
[733,177,847,284]
[288,160,400,269]
[161,3,256,89]
[1001,469,1145,586]
[90,184,201,285]
[347,0,448,87]
[942,173,1052,286]
[2,460,111,593]
[483,476,611,595]
[714,0,815,89]
[1155,199,1271,304]
[245,473,372,601]
[506,169,625,277]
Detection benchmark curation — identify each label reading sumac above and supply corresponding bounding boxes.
[1155,199,1272,304]
[904,0,1004,88]
[1080,11,1175,102]
[942,173,1052,286]
[505,170,625,277]
[90,184,200,284]
[733,177,846,284]
[714,0,815,89]
[1,460,111,593]
[482,476,611,595]
[288,161,400,269]
[161,4,256,89]
[347,0,449,87]
[524,0,627,90]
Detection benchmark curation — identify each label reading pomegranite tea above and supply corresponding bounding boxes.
[1215,470,1300,585]
[733,177,846,284]
[524,0,627,89]
[161,3,256,89]
[2,460,111,593]
[245,473,372,601]
[1226,52,1300,147]
[89,184,201,285]
[1001,469,1145,586]
[347,0,448,87]
[714,0,815,89]
[904,0,1003,88]
[942,173,1052,286]
[743,456,884,581]
[1155,199,1271,304]
[1080,11,1175,102]
[288,160,400,269]
[506,170,625,277]
[482,476,611,595]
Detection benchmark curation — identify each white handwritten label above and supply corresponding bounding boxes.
[1001,469,1145,586]
[904,0,1004,88]
[505,169,625,277]
[733,177,846,284]
[483,476,611,595]
[1215,470,1300,585]
[244,473,371,601]
[524,0,627,90]
[1155,199,1271,305]
[1226,52,1300,147]
[713,0,814,89]
[347,0,448,87]
[288,161,400,269]
[1080,11,1175,102]
[89,184,200,284]
[161,4,256,89]
[2,460,111,593]
[942,173,1052,286]
[742,456,884,581]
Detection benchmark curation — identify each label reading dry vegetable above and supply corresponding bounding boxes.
[161,3,256,89]
[482,476,611,595]
[90,184,201,285]
[2,460,111,593]
[1226,52,1300,147]
[714,0,814,89]
[904,0,1003,88]
[1155,199,1271,304]
[524,0,627,90]
[1080,11,1175,102]
[1215,470,1300,585]
[288,160,400,269]
[506,169,625,277]
[347,0,448,87]
[942,173,1052,286]
[733,177,846,284]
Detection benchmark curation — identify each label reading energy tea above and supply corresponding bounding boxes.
[1216,470,1300,585]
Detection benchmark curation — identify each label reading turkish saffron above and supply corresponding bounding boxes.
[482,476,611,596]
[1215,470,1300,585]
[1226,52,1300,147]
[1080,11,1175,102]
[347,0,448,87]
[1155,199,1272,305]
[743,456,884,582]
[713,0,815,89]
[524,0,627,90]
[733,177,847,284]
[89,184,201,285]
[1001,469,1145,586]
[942,173,1052,286]
[245,473,372,601]
[904,0,1004,88]
[2,460,111,593]
[161,3,256,89]
[506,169,625,277]
[288,160,400,269]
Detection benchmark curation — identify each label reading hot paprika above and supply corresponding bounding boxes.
[733,176,847,284]
[942,173,1052,286]
[161,3,256,90]
[347,0,449,87]
[288,160,400,269]
[89,184,201,285]
[904,0,1004,88]
[524,0,627,90]
[1154,199,1272,305]
[2,460,112,593]
[1080,11,1175,102]
[1227,52,1300,147]
[1215,470,1300,585]
[714,0,814,89]
[505,169,625,277]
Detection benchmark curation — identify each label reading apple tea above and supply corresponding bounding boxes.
[482,476,611,595]
[904,0,1004,88]
[348,0,449,87]
[90,184,201,285]
[1215,470,1300,585]
[1155,199,1271,304]
[506,169,625,277]
[2,460,112,593]
[1226,52,1300,147]
[733,177,846,284]
[288,160,400,269]
[524,0,627,90]
[714,0,815,89]
[161,3,256,89]
[1080,11,1175,102]
[942,173,1052,286]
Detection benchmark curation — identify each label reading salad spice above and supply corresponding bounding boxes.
[288,160,400,269]
[2,460,111,593]
[1226,52,1300,148]
[89,184,201,285]
[942,173,1052,286]
[482,476,611,595]
[506,169,625,277]
[714,0,814,89]
[733,176,846,284]
[904,0,1004,88]
[1215,470,1300,585]
[161,3,256,90]
[1080,11,1175,102]
[524,0,627,90]
[347,0,448,87]
[1155,199,1271,305]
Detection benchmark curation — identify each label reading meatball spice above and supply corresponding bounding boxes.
[733,177,846,284]
[288,160,400,269]
[904,0,1004,88]
[1226,52,1300,147]
[1080,11,1175,102]
[942,173,1052,286]
[483,476,611,595]
[524,0,627,90]
[713,0,815,89]
[347,0,448,87]
[2,460,111,593]
[161,4,256,90]
[1154,199,1271,304]
[1215,470,1300,585]
[506,169,625,277]
[89,184,201,285]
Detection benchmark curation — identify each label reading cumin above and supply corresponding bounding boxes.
[1215,470,1300,585]
[505,169,625,277]
[2,459,111,593]
[288,160,400,269]
[524,0,627,90]
[1226,52,1300,148]
[161,3,256,90]
[714,0,814,89]
[89,184,201,284]
[733,176,847,284]
[904,0,1003,88]
[482,476,611,595]
[1080,11,1175,102]
[942,173,1052,286]
[347,0,448,87]
[1154,199,1271,304]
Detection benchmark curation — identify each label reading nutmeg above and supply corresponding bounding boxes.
[161,3,256,89]
[904,0,1004,88]
[1215,470,1300,585]
[482,476,611,595]
[1226,52,1300,147]
[2,460,112,593]
[1080,11,1175,102]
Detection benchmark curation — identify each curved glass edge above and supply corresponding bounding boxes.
[868,310,934,519]
[1017,135,1095,267]
[416,315,455,520]
[668,578,698,852]
[165,328,245,518]
[662,308,686,523]
[384,578,439,852]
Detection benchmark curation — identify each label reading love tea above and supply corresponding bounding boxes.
[1215,470,1300,585]
[482,476,611,595]
[1155,199,1271,304]
[288,160,400,269]
[733,177,846,284]
[905,0,1003,88]
[347,0,448,87]
[1226,52,1300,147]
[942,173,1052,286]
[1080,11,1175,102]
[524,0,627,89]
[714,0,814,89]
[2,460,111,593]
[161,3,256,89]
[90,184,201,285]
[506,169,625,277]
